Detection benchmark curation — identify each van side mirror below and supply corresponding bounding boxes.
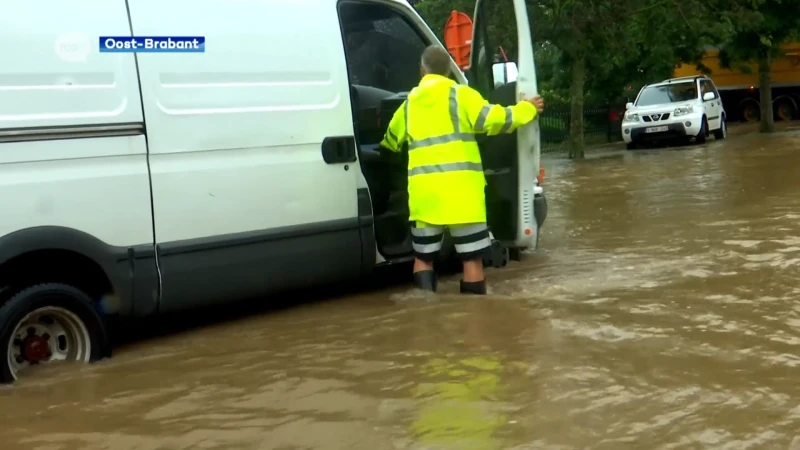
[491,62,518,87]
[626,102,634,110]
[703,92,715,101]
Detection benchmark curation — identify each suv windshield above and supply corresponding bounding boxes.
[636,82,698,106]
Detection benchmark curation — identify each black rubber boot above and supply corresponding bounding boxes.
[460,279,487,295]
[414,270,437,292]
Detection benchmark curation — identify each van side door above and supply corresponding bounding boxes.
[127,0,364,311]
[468,0,541,249]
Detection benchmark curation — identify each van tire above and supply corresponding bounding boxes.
[0,283,111,383]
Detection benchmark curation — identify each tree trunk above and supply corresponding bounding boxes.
[757,51,774,133]
[568,54,586,159]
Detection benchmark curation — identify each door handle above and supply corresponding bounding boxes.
[321,136,357,164]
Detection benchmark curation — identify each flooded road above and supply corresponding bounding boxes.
[2,130,800,450]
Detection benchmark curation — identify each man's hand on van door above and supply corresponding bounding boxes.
[526,96,545,114]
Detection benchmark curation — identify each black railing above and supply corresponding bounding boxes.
[539,107,624,154]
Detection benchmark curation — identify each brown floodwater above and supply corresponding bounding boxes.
[2,129,800,450]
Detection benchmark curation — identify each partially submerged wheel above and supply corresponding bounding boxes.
[0,283,110,383]
[742,104,760,123]
[695,117,709,144]
[775,102,796,121]
[713,116,727,140]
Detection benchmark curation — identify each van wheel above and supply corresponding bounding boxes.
[0,283,110,383]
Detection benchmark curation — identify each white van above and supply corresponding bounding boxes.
[0,0,545,382]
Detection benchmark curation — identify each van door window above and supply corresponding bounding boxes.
[339,2,429,93]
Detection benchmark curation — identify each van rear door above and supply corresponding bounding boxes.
[468,0,541,249]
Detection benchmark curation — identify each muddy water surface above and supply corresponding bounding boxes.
[2,131,800,450]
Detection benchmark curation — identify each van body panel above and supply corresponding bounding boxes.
[128,0,360,242]
[154,218,363,312]
[126,0,365,309]
[0,226,159,318]
[0,1,158,323]
[0,132,157,318]
[0,0,143,128]
[0,135,154,249]
[0,132,158,315]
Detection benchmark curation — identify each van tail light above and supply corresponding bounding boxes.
[537,167,545,185]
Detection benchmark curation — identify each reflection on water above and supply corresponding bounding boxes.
[1,131,800,449]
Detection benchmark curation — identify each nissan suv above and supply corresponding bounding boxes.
[622,75,727,149]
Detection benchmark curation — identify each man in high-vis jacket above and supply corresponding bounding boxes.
[379,45,544,295]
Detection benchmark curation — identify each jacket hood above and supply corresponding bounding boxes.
[408,74,455,106]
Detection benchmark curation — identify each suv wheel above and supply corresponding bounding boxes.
[626,142,637,150]
[695,117,708,144]
[713,116,727,140]
[0,283,111,383]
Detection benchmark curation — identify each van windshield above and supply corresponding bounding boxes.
[636,82,698,106]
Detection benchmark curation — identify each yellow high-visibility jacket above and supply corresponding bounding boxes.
[380,74,538,225]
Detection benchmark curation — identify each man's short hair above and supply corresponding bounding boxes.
[421,45,452,76]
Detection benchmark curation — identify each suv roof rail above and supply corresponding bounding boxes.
[662,75,709,83]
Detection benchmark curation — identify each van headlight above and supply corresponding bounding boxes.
[674,106,694,116]
[623,113,640,122]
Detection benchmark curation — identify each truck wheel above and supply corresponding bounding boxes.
[742,104,760,122]
[0,283,111,383]
[775,101,796,121]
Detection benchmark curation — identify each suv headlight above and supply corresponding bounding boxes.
[673,106,694,116]
[623,113,640,122]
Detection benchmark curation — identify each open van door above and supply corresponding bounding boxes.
[468,0,541,250]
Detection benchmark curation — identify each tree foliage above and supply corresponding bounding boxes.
[717,0,800,132]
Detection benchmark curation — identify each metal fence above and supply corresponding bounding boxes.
[539,107,624,154]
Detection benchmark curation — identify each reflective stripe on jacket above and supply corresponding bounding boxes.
[380,74,538,225]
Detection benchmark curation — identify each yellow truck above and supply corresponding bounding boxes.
[673,43,800,122]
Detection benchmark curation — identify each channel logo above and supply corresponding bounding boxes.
[99,36,206,53]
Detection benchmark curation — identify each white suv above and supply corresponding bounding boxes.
[621,75,727,149]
